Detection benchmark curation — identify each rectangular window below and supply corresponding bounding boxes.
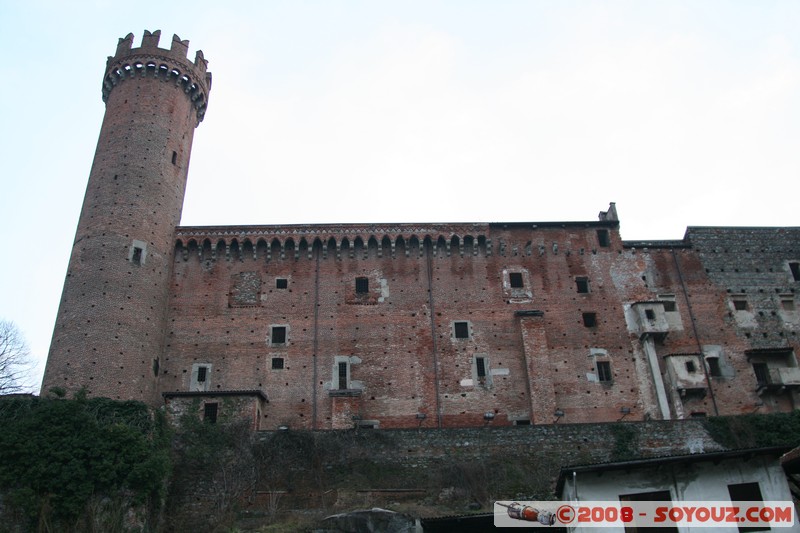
[707,357,722,377]
[454,321,470,339]
[197,366,208,383]
[645,309,656,320]
[597,229,610,247]
[271,357,284,370]
[685,361,696,373]
[509,272,524,288]
[728,482,768,532]
[203,402,218,423]
[355,277,369,293]
[513,419,531,426]
[476,357,487,378]
[576,277,590,293]
[661,300,677,312]
[782,298,796,311]
[582,312,597,328]
[276,278,288,289]
[620,490,677,533]
[271,326,287,344]
[733,299,749,311]
[791,262,800,282]
[131,246,143,265]
[338,361,348,390]
[171,150,178,165]
[753,363,769,387]
[597,361,612,382]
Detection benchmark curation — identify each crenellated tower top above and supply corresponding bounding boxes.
[102,30,211,124]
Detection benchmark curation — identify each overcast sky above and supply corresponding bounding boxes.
[1,1,799,392]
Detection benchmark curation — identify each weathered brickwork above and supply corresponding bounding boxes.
[42,32,800,431]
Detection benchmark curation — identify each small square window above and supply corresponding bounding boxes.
[685,361,696,373]
[203,402,218,423]
[197,366,208,383]
[276,278,288,289]
[782,299,796,311]
[509,272,524,288]
[355,277,369,294]
[582,312,597,328]
[576,277,590,293]
[454,321,470,339]
[597,229,610,247]
[271,357,284,370]
[733,299,748,311]
[597,361,612,382]
[662,300,676,312]
[271,326,287,344]
[645,309,656,320]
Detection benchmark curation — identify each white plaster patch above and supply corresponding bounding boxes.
[490,368,509,376]
[460,378,474,387]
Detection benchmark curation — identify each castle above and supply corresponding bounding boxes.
[42,30,800,431]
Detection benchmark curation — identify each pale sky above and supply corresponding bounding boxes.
[1,1,799,392]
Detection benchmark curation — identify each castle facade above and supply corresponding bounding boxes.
[42,31,800,430]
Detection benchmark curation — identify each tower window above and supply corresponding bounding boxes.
[582,312,597,328]
[753,363,769,387]
[197,366,208,383]
[131,247,142,265]
[203,403,218,423]
[276,278,288,289]
[152,358,160,377]
[576,277,590,293]
[509,272,524,288]
[707,357,721,377]
[645,309,656,320]
[271,326,287,345]
[597,229,610,247]
[271,357,284,370]
[171,151,178,165]
[338,361,348,390]
[685,361,696,373]
[733,299,748,311]
[355,277,369,294]
[476,357,487,378]
[791,262,800,282]
[596,361,612,382]
[454,321,470,339]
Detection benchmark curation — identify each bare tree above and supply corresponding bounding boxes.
[0,320,32,394]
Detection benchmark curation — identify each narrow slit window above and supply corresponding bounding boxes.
[355,277,369,294]
[576,277,590,293]
[152,358,160,377]
[197,366,208,383]
[582,312,597,328]
[597,361,612,382]
[271,326,287,344]
[171,151,178,165]
[509,272,524,288]
[203,402,218,423]
[338,361,348,390]
[271,357,284,370]
[791,262,800,282]
[454,321,470,339]
[276,278,288,289]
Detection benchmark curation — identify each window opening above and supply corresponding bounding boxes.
[582,312,597,328]
[197,366,208,383]
[203,403,218,423]
[728,482,768,532]
[131,246,142,265]
[171,151,178,165]
[576,277,590,293]
[152,358,159,377]
[782,298,796,311]
[514,419,531,426]
[662,300,676,312]
[276,278,288,289]
[645,309,656,320]
[454,321,470,339]
[272,357,284,370]
[791,262,800,282]
[597,229,610,247]
[597,361,612,382]
[476,357,487,378]
[707,357,721,377]
[685,361,696,373]
[338,361,348,390]
[271,326,287,344]
[355,277,369,294]
[620,490,677,533]
[509,272,524,288]
[733,299,748,311]
[752,363,769,387]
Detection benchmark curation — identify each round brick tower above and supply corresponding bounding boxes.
[42,30,211,403]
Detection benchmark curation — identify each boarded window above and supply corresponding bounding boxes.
[454,321,470,339]
[355,277,369,294]
[509,272,524,288]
